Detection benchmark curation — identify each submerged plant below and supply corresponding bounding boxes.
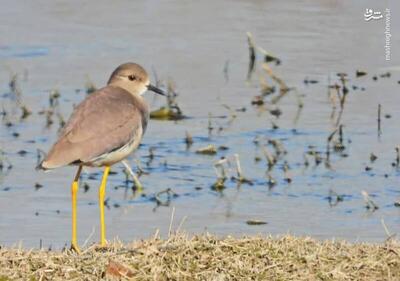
[150,80,185,120]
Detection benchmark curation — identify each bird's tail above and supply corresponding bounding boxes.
[36,160,51,171]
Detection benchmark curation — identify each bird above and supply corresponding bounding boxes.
[37,62,166,252]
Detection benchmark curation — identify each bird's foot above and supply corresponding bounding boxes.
[70,243,81,254]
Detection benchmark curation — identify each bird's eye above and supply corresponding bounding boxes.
[128,75,136,81]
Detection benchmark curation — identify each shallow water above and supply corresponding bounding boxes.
[1,0,400,248]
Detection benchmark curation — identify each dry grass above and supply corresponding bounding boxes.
[0,234,399,280]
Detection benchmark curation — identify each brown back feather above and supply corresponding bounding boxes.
[41,86,149,169]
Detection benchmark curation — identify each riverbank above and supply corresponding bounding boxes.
[1,234,399,280]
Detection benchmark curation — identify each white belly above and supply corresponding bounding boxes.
[88,127,143,167]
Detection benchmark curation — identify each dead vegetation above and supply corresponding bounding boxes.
[0,234,399,280]
[150,79,185,120]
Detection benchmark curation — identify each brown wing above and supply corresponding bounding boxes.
[41,86,148,169]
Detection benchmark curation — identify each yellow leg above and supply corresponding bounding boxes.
[99,166,110,247]
[71,165,83,253]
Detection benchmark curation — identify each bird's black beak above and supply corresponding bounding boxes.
[147,84,166,96]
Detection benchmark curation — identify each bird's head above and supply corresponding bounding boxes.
[108,62,165,96]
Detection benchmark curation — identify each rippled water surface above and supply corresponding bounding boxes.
[1,0,400,248]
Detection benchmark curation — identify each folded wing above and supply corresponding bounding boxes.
[40,86,148,169]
